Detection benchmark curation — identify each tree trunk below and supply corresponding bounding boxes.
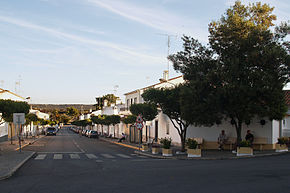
[180,135,186,152]
[235,120,242,145]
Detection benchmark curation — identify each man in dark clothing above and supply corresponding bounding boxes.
[245,130,254,146]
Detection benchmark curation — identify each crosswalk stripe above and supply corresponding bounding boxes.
[35,154,47,160]
[70,154,80,159]
[100,154,115,158]
[86,154,98,159]
[53,154,63,160]
[116,154,131,158]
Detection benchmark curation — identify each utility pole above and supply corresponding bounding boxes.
[156,33,177,77]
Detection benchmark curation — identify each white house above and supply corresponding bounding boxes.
[123,73,289,150]
[0,88,26,141]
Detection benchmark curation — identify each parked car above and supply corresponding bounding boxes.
[46,127,57,136]
[88,130,99,138]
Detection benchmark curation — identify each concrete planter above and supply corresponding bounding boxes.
[141,144,149,152]
[162,148,173,157]
[187,148,201,158]
[237,147,253,156]
[275,144,288,152]
[151,147,160,154]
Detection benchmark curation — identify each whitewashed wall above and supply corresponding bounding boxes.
[157,113,275,145]
[0,122,8,137]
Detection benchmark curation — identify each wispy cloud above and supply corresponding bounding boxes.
[0,15,163,64]
[86,0,207,41]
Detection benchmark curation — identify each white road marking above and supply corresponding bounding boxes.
[70,154,80,159]
[35,154,47,160]
[72,139,85,153]
[100,154,115,158]
[37,152,83,154]
[53,154,63,160]
[116,154,131,158]
[86,154,98,159]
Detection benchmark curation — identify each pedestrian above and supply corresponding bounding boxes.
[218,130,227,150]
[245,130,254,146]
[118,133,126,142]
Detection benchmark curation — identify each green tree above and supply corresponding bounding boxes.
[25,113,38,125]
[106,115,121,137]
[122,115,137,125]
[0,99,30,123]
[170,1,289,144]
[129,103,157,122]
[142,87,190,152]
[66,107,79,121]
[60,114,70,124]
[0,99,30,143]
[91,115,106,134]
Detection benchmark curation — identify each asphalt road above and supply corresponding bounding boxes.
[0,128,289,193]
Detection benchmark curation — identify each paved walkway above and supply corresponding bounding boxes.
[100,137,289,160]
[0,136,43,180]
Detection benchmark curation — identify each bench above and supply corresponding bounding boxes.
[225,137,237,150]
[253,138,268,150]
[193,137,204,148]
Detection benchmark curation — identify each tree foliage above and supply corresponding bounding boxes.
[129,103,157,122]
[0,99,30,123]
[122,115,137,125]
[142,87,189,151]
[169,1,289,144]
[25,113,38,125]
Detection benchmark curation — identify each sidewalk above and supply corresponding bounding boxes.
[0,135,43,180]
[100,137,289,160]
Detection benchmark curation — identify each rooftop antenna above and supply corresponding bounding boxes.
[156,33,177,78]
[113,85,119,96]
[15,75,22,94]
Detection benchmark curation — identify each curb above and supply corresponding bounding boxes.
[15,135,45,151]
[100,138,140,150]
[134,150,290,160]
[0,151,35,181]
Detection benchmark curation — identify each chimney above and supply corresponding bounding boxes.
[163,70,169,81]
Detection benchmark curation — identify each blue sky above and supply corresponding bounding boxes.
[0,0,289,104]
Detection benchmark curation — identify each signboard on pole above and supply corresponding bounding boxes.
[13,113,25,125]
[136,114,143,130]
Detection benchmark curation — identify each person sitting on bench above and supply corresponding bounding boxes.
[118,133,126,142]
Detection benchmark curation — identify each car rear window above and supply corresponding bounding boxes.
[47,128,56,131]
[91,131,97,134]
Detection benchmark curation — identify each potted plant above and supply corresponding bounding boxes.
[186,138,201,157]
[237,140,253,156]
[160,137,172,156]
[151,143,160,154]
[141,143,149,152]
[276,137,289,152]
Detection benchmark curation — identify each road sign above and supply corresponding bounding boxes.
[13,113,25,125]
[136,114,143,123]
[136,122,143,130]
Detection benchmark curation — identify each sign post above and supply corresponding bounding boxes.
[135,114,144,152]
[13,113,25,153]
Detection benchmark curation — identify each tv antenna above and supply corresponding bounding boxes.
[113,85,119,95]
[156,33,177,77]
[15,75,22,94]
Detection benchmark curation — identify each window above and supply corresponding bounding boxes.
[134,97,137,104]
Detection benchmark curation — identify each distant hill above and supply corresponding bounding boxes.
[31,104,95,113]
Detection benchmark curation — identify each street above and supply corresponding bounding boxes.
[0,128,289,193]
